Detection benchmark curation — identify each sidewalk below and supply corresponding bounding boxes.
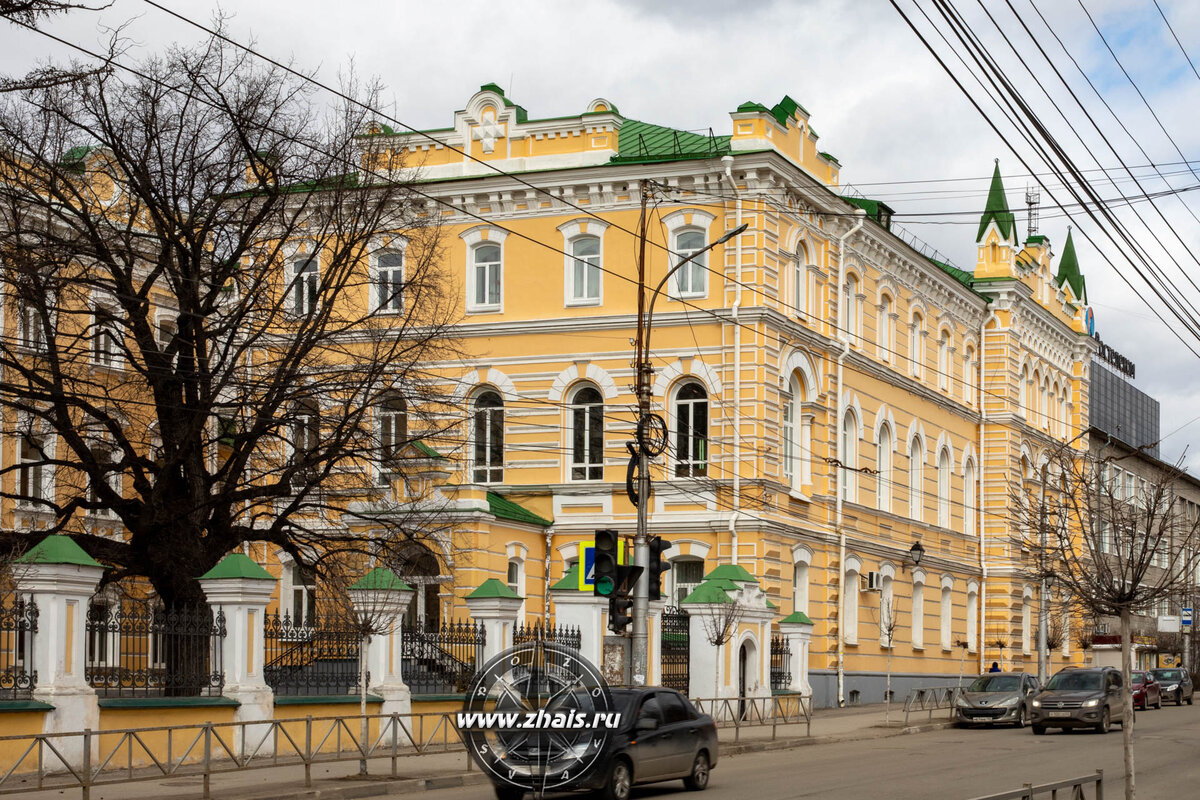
[10,703,952,800]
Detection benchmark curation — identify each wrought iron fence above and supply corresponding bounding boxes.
[402,619,485,695]
[85,599,225,697]
[769,635,792,691]
[512,620,581,651]
[0,595,37,700]
[660,605,690,693]
[263,611,364,696]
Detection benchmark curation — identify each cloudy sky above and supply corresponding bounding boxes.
[5,0,1200,467]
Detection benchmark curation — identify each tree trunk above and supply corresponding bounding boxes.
[1120,608,1135,800]
[360,632,370,775]
[885,644,892,725]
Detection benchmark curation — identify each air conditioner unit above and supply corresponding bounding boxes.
[861,571,883,592]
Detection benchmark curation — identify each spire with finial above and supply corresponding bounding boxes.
[1055,226,1086,303]
[976,159,1018,245]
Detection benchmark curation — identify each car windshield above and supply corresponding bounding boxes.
[1154,670,1182,681]
[1045,672,1103,692]
[1132,674,1146,685]
[967,675,1021,692]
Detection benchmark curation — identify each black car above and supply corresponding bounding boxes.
[1150,667,1194,706]
[1030,667,1128,734]
[491,687,718,800]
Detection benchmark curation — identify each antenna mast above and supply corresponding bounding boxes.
[1025,184,1041,236]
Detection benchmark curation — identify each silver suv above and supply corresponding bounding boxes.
[1030,667,1127,735]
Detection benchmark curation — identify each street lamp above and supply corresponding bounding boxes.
[628,217,749,686]
[905,540,925,572]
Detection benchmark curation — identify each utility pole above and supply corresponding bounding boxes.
[632,183,651,686]
[1038,467,1049,685]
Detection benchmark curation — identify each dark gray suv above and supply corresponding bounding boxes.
[1150,668,1194,706]
[1030,667,1127,735]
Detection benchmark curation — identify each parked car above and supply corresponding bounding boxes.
[953,672,1040,727]
[490,687,718,800]
[1030,667,1128,735]
[1131,670,1162,710]
[1150,667,1194,706]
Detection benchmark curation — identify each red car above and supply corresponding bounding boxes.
[1131,670,1162,710]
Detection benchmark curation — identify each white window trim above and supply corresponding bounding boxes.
[90,293,123,369]
[372,241,408,315]
[912,572,926,650]
[460,226,509,314]
[558,219,609,307]
[662,209,716,301]
[670,380,710,479]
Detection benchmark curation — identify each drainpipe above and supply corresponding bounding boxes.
[544,528,553,627]
[978,310,996,673]
[722,155,744,566]
[835,209,866,707]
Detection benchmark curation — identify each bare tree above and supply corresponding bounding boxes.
[696,601,743,701]
[1,1,115,92]
[0,32,460,607]
[1013,448,1200,800]
[879,598,898,723]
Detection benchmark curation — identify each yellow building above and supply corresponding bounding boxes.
[345,85,1097,705]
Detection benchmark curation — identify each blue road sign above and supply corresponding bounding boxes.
[578,539,626,590]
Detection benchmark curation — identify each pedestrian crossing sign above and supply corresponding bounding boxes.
[578,539,627,591]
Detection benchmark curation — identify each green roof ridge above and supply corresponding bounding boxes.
[199,553,274,581]
[411,440,447,459]
[682,581,733,604]
[487,492,553,527]
[551,563,583,591]
[613,119,730,165]
[1055,228,1087,301]
[976,161,1017,243]
[468,577,522,600]
[349,566,412,592]
[704,564,757,584]
[781,611,814,625]
[15,535,102,568]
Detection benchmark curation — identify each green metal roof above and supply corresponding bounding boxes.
[468,577,522,600]
[15,535,101,568]
[704,564,757,584]
[411,440,447,460]
[682,580,733,605]
[487,492,553,527]
[780,611,814,625]
[977,162,1017,243]
[349,567,412,592]
[819,151,840,165]
[199,553,274,581]
[1055,228,1087,301]
[551,563,582,591]
[612,119,730,165]
[841,196,895,230]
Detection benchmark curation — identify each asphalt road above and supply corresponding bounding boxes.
[422,704,1200,799]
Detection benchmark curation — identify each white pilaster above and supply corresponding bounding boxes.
[551,590,606,668]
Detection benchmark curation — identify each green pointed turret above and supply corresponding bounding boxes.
[976,161,1017,244]
[1055,228,1087,303]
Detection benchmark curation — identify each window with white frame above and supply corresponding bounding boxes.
[567,236,601,304]
[937,447,952,528]
[506,559,524,596]
[967,586,978,652]
[1021,593,1032,654]
[674,382,708,478]
[91,304,121,367]
[376,251,405,313]
[379,392,407,462]
[909,438,923,521]
[18,435,48,506]
[964,345,977,405]
[292,400,320,462]
[673,229,707,298]
[672,558,705,605]
[470,243,502,311]
[840,409,859,503]
[843,274,860,342]
[941,583,953,650]
[879,294,894,362]
[844,564,860,644]
[910,314,925,378]
[880,573,895,646]
[569,385,604,481]
[793,560,809,616]
[292,257,319,316]
[792,251,808,317]
[18,302,45,352]
[290,564,317,625]
[877,425,893,513]
[472,390,504,483]
[964,459,977,537]
[912,575,925,649]
[937,331,951,391]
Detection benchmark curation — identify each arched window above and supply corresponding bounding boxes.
[844,563,860,644]
[1040,378,1050,430]
[292,256,319,316]
[880,573,895,646]
[966,585,978,652]
[937,447,951,528]
[964,345,977,406]
[793,560,809,616]
[844,274,860,341]
[1021,592,1033,654]
[569,385,604,481]
[937,331,951,391]
[470,243,502,310]
[293,399,320,460]
[879,294,894,362]
[877,424,893,513]
[375,251,405,312]
[472,390,504,483]
[380,393,408,461]
[940,583,953,650]
[1019,365,1030,418]
[674,230,707,298]
[840,409,859,503]
[792,249,808,317]
[674,382,709,477]
[910,313,925,378]
[912,574,925,649]
[963,458,977,537]
[568,236,601,304]
[908,437,923,521]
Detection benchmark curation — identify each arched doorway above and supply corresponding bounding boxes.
[392,542,443,629]
[738,642,749,720]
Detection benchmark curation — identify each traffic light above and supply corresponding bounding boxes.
[607,564,643,634]
[592,529,620,597]
[647,536,672,601]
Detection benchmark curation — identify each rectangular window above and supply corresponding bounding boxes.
[471,244,502,311]
[18,436,45,504]
[569,237,601,304]
[19,304,45,352]
[673,231,707,298]
[377,252,405,312]
[91,306,120,367]
[293,257,319,315]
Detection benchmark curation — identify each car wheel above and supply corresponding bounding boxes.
[1155,695,1162,710]
[1032,724,1046,736]
[1096,707,1111,734]
[602,759,633,800]
[1179,691,1185,706]
[683,751,710,791]
[1187,694,1193,706]
[1014,706,1026,729]
[492,785,525,800]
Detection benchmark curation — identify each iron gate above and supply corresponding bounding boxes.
[660,605,690,693]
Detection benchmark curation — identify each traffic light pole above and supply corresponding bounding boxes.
[629,180,746,686]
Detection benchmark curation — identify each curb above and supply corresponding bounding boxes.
[720,718,954,757]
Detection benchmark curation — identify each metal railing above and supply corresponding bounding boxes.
[689,693,812,740]
[263,611,363,696]
[0,711,469,800]
[769,635,791,691]
[512,620,581,651]
[966,770,1104,800]
[401,620,485,695]
[0,595,37,700]
[902,685,963,725]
